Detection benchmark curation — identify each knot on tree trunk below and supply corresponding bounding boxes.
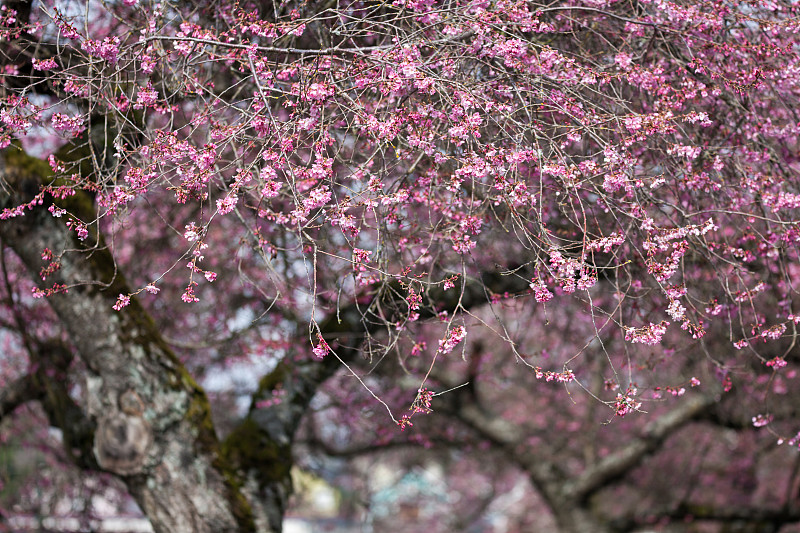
[94,413,152,475]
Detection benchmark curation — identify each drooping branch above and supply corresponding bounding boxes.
[431,367,564,500]
[430,369,618,533]
[427,364,721,532]
[232,263,535,444]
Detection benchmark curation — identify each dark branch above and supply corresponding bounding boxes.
[613,502,800,532]
[0,339,98,468]
[562,394,717,503]
[431,366,567,510]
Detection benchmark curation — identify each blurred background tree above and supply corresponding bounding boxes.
[2,0,800,531]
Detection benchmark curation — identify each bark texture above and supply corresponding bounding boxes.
[0,145,265,533]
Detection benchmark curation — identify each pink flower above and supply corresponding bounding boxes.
[135,85,158,108]
[615,52,632,69]
[406,288,422,310]
[304,82,333,101]
[437,325,466,354]
[113,294,131,311]
[529,280,553,303]
[397,414,413,431]
[302,186,332,211]
[312,334,330,359]
[81,36,120,63]
[411,388,434,414]
[184,223,201,241]
[353,248,372,263]
[261,181,281,198]
[181,283,199,303]
[216,194,238,215]
[51,113,85,134]
[65,220,89,240]
[260,166,277,181]
[752,414,772,428]
[761,324,786,340]
[32,58,57,71]
[766,357,788,370]
[614,387,641,417]
[624,321,669,345]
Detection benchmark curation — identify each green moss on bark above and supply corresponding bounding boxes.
[186,389,257,533]
[254,362,289,402]
[222,418,293,485]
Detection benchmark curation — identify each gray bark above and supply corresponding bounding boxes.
[1,146,263,533]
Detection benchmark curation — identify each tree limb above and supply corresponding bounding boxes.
[562,393,717,503]
[222,264,537,529]
[613,502,800,532]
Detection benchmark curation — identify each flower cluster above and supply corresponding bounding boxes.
[81,36,121,63]
[312,334,330,359]
[766,357,788,370]
[32,58,57,71]
[437,326,466,354]
[51,113,84,134]
[752,414,772,428]
[113,294,131,311]
[135,85,159,108]
[533,367,575,383]
[410,388,434,415]
[624,321,669,345]
[529,279,554,303]
[614,387,642,417]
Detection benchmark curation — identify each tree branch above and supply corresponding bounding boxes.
[562,393,717,503]
[613,502,800,532]
[0,338,97,468]
[429,366,567,509]
[222,264,537,529]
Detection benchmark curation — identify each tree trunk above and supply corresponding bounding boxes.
[0,146,274,532]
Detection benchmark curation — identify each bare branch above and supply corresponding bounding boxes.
[562,394,718,503]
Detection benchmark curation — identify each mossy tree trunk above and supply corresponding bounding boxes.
[0,145,268,533]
